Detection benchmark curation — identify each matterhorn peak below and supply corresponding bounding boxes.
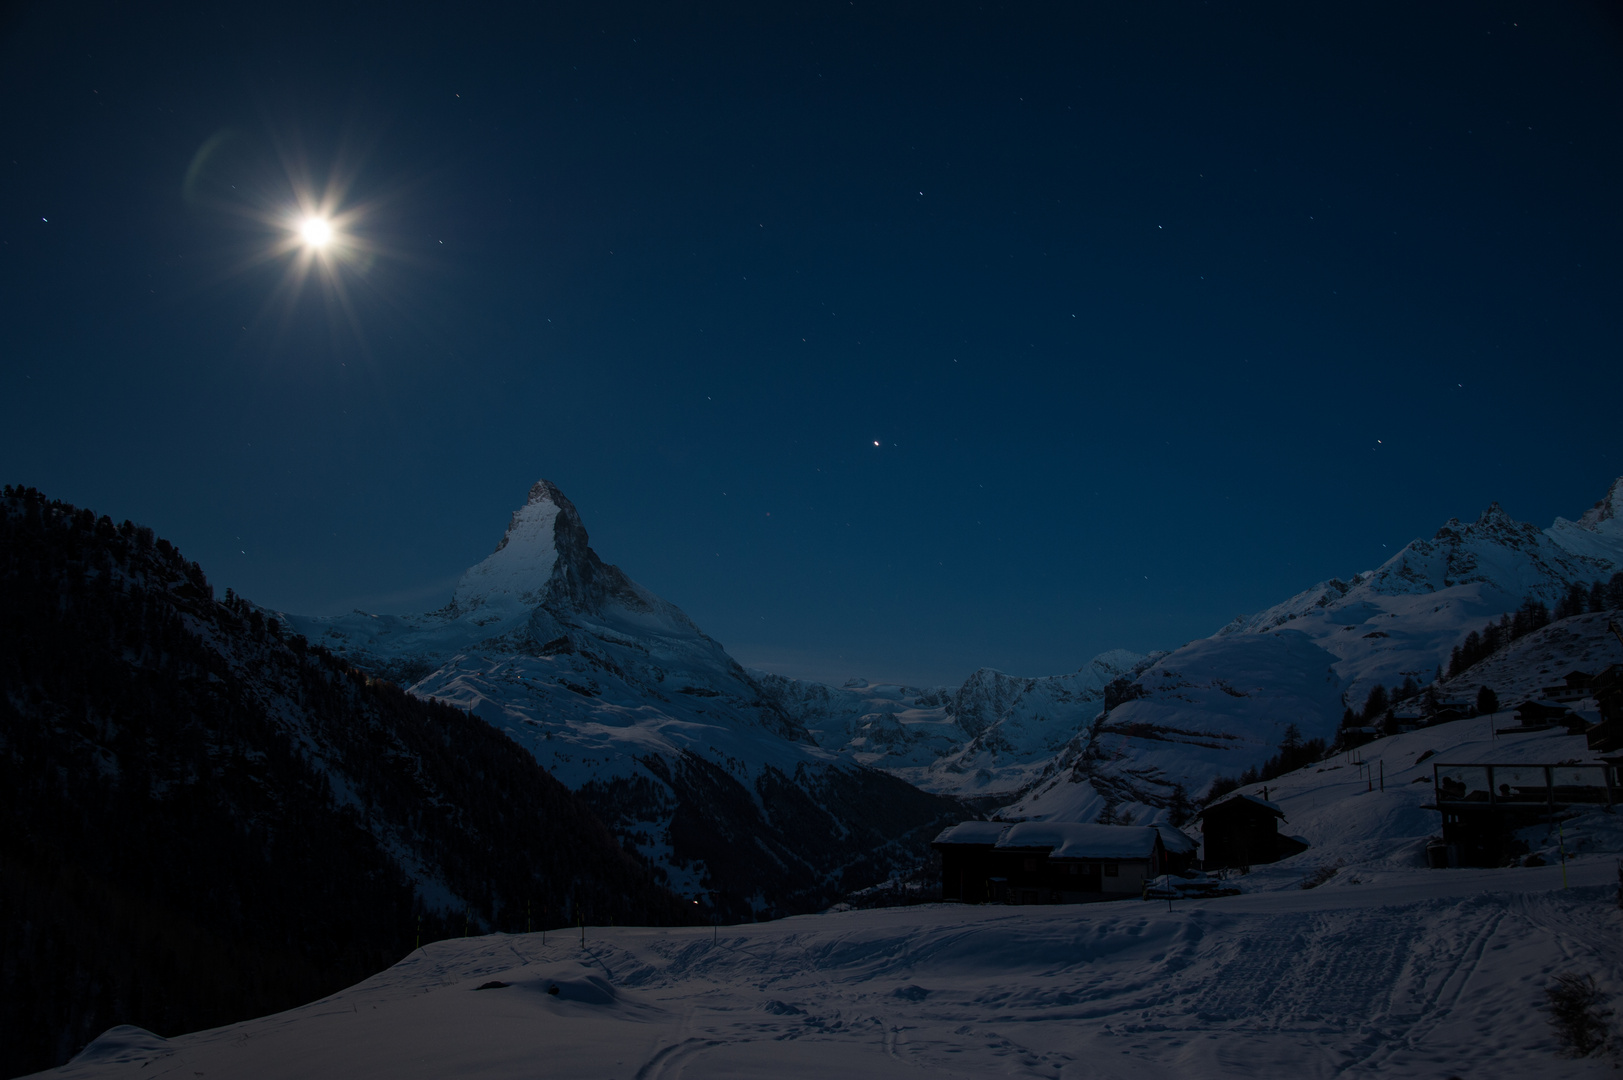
[452,479,575,615]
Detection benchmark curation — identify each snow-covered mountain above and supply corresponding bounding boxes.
[284,481,964,918]
[1010,478,1623,822]
[765,476,1623,828]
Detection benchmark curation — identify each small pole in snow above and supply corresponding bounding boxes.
[1558,820,1570,889]
[579,915,585,948]
[1379,760,1384,792]
[415,915,421,951]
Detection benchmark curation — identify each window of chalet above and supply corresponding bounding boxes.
[1104,863,1119,877]
[1023,858,1038,872]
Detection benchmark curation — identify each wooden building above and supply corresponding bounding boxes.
[1428,761,1618,867]
[1191,793,1309,871]
[1156,823,1199,875]
[1503,699,1574,733]
[1539,670,1595,704]
[933,821,1187,904]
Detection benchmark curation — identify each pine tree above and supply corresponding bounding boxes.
[1361,684,1389,723]
[1167,783,1194,826]
[1476,685,1499,717]
[1588,580,1608,614]
[1608,571,1623,610]
[1554,581,1588,620]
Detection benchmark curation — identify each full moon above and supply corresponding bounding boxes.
[299,217,333,247]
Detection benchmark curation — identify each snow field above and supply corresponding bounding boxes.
[47,860,1622,1080]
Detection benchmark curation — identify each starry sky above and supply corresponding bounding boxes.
[3,2,1621,687]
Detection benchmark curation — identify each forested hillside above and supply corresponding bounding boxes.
[0,487,688,1078]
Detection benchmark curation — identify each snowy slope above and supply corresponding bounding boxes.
[282,481,964,916]
[1435,610,1623,710]
[41,858,1622,1080]
[1189,712,1621,888]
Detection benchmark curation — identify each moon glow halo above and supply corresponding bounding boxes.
[299,217,334,247]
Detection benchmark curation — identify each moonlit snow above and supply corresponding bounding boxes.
[46,860,1620,1080]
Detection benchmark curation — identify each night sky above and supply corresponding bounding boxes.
[3,2,1620,686]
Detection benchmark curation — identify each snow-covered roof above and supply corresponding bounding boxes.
[1155,824,1198,855]
[998,822,1161,860]
[932,821,1011,846]
[932,820,1163,859]
[1195,793,1285,821]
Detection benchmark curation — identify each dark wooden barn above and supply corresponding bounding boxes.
[1192,793,1309,871]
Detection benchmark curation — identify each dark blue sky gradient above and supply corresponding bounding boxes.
[3,2,1620,684]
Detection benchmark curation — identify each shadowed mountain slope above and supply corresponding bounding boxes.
[0,486,687,1078]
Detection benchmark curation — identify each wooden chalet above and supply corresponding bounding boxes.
[1429,700,1474,723]
[1498,699,1573,734]
[1191,793,1309,871]
[1389,710,1428,733]
[1539,670,1595,704]
[933,821,1188,904]
[1428,761,1619,866]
